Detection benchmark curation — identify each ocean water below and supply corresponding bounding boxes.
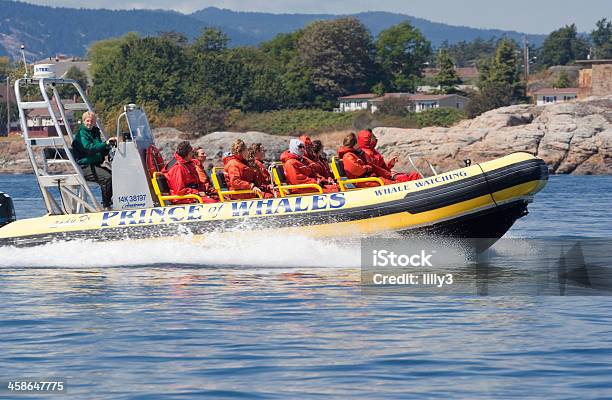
[0,174,611,399]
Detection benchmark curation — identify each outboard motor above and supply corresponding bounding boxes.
[0,191,16,227]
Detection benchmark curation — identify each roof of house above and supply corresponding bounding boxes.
[575,59,612,65]
[370,93,468,102]
[533,87,579,95]
[369,92,413,102]
[338,93,378,100]
[409,94,468,101]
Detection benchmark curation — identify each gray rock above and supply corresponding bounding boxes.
[374,95,612,174]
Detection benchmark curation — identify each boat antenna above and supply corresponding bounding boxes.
[20,44,29,78]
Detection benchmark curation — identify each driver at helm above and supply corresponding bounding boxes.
[71,111,116,210]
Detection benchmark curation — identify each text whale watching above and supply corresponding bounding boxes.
[0,54,548,249]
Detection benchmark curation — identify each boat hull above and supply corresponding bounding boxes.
[0,152,548,248]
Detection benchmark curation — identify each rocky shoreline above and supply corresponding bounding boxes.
[1,95,610,175]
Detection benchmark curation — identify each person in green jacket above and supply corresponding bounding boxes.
[71,111,116,209]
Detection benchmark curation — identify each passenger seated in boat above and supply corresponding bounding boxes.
[281,139,338,194]
[192,147,219,201]
[357,129,421,182]
[338,133,394,188]
[166,141,217,204]
[311,139,333,178]
[224,139,273,199]
[299,135,331,178]
[71,111,116,209]
[249,143,271,190]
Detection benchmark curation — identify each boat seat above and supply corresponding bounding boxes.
[151,172,204,206]
[210,167,263,202]
[330,156,384,192]
[270,162,323,197]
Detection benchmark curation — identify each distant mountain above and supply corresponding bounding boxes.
[0,1,251,60]
[191,7,547,48]
[0,1,546,61]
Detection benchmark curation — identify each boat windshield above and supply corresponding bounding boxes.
[126,108,153,143]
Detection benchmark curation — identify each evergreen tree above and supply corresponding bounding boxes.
[481,39,525,100]
[540,24,589,66]
[591,18,612,59]
[435,49,461,93]
[467,39,525,117]
[376,21,432,92]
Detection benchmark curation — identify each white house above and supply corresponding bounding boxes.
[408,94,469,112]
[533,88,579,106]
[336,93,378,112]
[337,92,469,114]
[368,93,469,113]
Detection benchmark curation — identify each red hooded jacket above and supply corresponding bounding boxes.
[280,150,337,194]
[223,154,261,199]
[299,135,329,178]
[338,146,392,188]
[357,130,394,180]
[165,154,217,203]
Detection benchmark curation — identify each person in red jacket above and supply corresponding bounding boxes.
[281,139,338,194]
[311,139,333,178]
[338,133,393,188]
[248,143,271,190]
[224,139,272,199]
[299,135,330,178]
[192,147,219,201]
[357,129,421,182]
[166,141,217,204]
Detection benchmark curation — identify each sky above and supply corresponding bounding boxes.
[16,0,611,34]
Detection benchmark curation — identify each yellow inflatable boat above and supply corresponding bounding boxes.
[0,152,548,247]
[0,76,548,248]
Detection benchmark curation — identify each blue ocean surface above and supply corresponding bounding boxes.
[0,174,611,399]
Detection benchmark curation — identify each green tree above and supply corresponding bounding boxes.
[442,37,497,68]
[298,17,375,100]
[158,31,188,46]
[192,28,229,53]
[540,24,589,66]
[58,66,89,98]
[376,21,432,92]
[435,49,461,93]
[90,34,188,114]
[591,18,612,59]
[465,82,514,118]
[480,39,525,100]
[260,31,317,108]
[467,39,526,117]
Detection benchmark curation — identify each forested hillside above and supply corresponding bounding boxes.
[0,1,546,60]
